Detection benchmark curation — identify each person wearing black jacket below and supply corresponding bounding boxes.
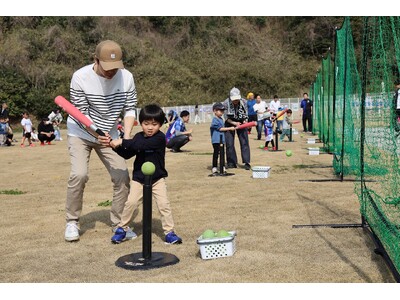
[38,117,55,145]
[300,92,313,132]
[394,80,400,134]
[109,104,182,245]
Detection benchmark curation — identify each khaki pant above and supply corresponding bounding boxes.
[66,136,130,226]
[120,178,175,235]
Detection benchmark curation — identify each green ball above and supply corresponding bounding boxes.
[300,134,304,138]
[259,144,264,149]
[202,229,215,239]
[216,229,231,238]
[141,162,156,176]
[286,150,292,157]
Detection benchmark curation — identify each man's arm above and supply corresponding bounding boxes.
[123,115,135,139]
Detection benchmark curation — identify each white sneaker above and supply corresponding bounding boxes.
[212,167,218,174]
[65,222,80,242]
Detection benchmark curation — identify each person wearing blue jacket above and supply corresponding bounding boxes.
[210,102,236,175]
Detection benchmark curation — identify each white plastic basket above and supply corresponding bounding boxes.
[308,147,320,155]
[307,138,316,144]
[197,231,236,260]
[251,166,271,178]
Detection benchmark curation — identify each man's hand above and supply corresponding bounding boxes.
[97,132,112,147]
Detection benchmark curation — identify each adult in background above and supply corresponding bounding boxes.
[253,94,267,140]
[246,92,256,134]
[300,92,313,132]
[393,79,400,134]
[0,102,13,144]
[223,87,251,170]
[48,108,63,141]
[64,40,137,242]
[269,95,281,114]
[166,110,192,152]
[38,117,55,145]
[0,102,9,121]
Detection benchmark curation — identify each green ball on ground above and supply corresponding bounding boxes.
[216,229,231,238]
[259,144,264,149]
[141,162,156,176]
[202,229,215,239]
[286,150,292,157]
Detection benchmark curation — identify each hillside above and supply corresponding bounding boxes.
[0,16,348,119]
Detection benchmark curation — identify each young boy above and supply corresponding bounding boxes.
[280,109,293,142]
[109,104,182,244]
[210,102,236,175]
[263,112,275,150]
[20,112,34,147]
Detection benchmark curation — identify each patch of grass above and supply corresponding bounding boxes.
[0,189,26,195]
[293,164,308,169]
[97,200,112,207]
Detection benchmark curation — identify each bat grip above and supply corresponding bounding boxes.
[88,124,104,136]
[95,128,106,136]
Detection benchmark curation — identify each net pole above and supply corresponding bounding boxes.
[360,16,369,227]
[340,17,350,182]
[332,27,338,159]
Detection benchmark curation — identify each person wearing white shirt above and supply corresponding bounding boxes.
[269,95,281,114]
[253,94,267,140]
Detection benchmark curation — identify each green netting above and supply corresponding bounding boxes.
[310,17,400,275]
[356,16,400,273]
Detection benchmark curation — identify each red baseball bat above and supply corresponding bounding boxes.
[54,95,105,136]
[235,121,257,130]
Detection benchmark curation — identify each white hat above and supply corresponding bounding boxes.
[230,87,241,100]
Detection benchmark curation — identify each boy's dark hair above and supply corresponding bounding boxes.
[287,109,292,114]
[139,104,165,125]
[180,110,190,117]
[274,95,278,99]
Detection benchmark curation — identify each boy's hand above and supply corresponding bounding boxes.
[109,138,123,149]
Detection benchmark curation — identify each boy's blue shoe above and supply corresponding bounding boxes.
[111,227,127,244]
[111,227,137,244]
[165,231,182,244]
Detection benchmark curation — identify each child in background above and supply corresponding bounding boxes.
[210,102,236,175]
[276,107,285,131]
[280,109,293,142]
[109,104,182,245]
[20,112,34,147]
[263,112,275,150]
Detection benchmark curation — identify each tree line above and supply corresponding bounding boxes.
[1,16,355,122]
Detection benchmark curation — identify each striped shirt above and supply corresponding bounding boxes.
[67,64,137,143]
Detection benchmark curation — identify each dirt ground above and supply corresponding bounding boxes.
[0,118,396,286]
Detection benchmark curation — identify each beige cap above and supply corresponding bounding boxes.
[95,40,124,71]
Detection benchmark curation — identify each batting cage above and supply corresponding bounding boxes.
[310,16,400,280]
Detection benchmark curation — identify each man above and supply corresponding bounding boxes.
[0,102,9,121]
[64,40,137,242]
[223,87,251,170]
[166,110,192,152]
[394,79,400,133]
[300,92,313,132]
[269,95,281,114]
[246,92,256,134]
